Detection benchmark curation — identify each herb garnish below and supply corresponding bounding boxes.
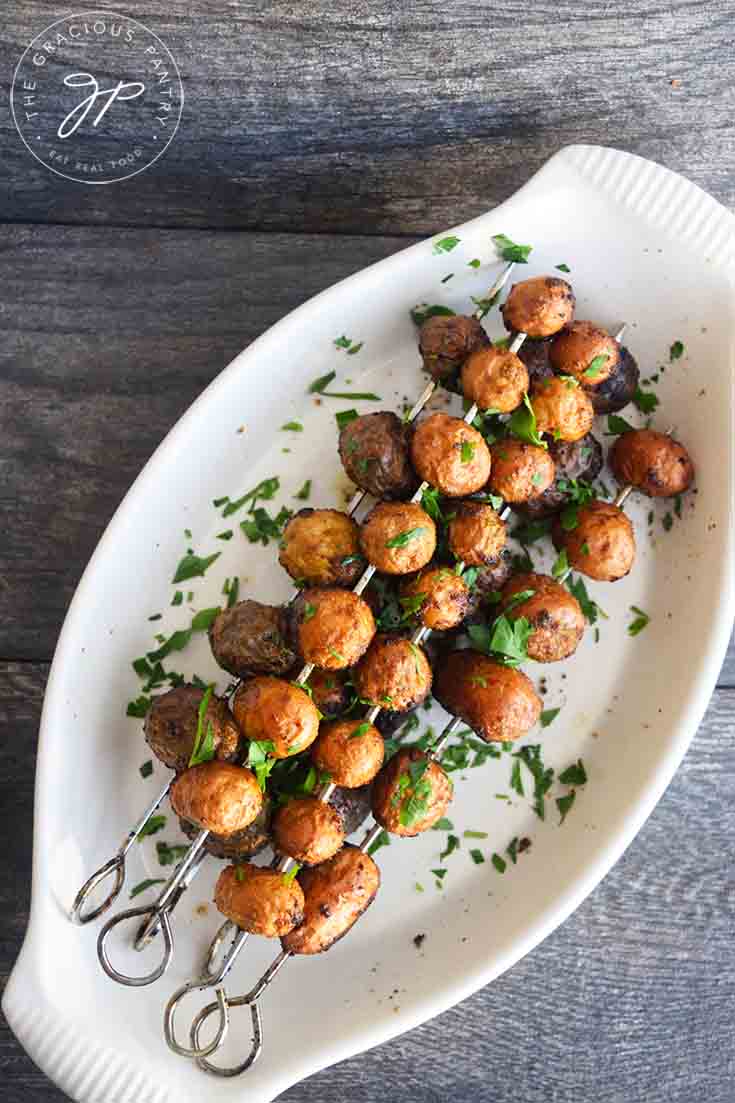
[127,696,151,718]
[156,841,189,866]
[513,744,554,820]
[469,614,532,668]
[137,814,166,840]
[508,393,547,448]
[336,408,359,430]
[241,505,291,545]
[491,853,507,873]
[605,414,635,436]
[308,370,380,401]
[627,605,650,636]
[470,849,485,865]
[385,527,426,549]
[421,486,443,522]
[368,829,391,856]
[398,757,434,829]
[130,878,166,899]
[440,834,460,861]
[189,685,217,767]
[172,550,221,584]
[410,304,454,327]
[294,479,311,500]
[248,740,277,790]
[583,353,609,380]
[559,759,587,785]
[492,233,532,264]
[432,236,461,255]
[555,263,571,273]
[551,548,570,581]
[139,760,153,778]
[460,440,475,463]
[281,420,303,432]
[633,386,659,415]
[282,863,301,885]
[540,707,561,728]
[565,574,606,625]
[510,758,524,796]
[556,791,576,824]
[670,340,684,361]
[222,476,280,517]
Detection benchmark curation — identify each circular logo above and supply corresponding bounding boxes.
[11,11,183,184]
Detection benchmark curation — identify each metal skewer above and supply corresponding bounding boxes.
[92,259,519,991]
[174,317,639,1072]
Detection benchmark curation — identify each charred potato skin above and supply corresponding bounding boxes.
[434,651,542,742]
[215,863,304,938]
[308,669,351,718]
[312,718,385,788]
[144,685,241,772]
[464,550,515,620]
[282,845,381,955]
[501,276,575,338]
[501,572,585,663]
[610,429,694,498]
[170,761,263,836]
[279,509,362,587]
[399,566,470,631]
[339,412,417,500]
[208,600,296,680]
[179,802,271,859]
[329,784,373,835]
[549,321,619,385]
[290,587,376,670]
[488,439,556,502]
[586,345,639,414]
[461,345,529,413]
[354,633,432,713]
[232,676,320,758]
[272,797,345,865]
[419,313,490,381]
[359,501,437,575]
[515,434,603,520]
[517,336,555,385]
[371,747,453,837]
[447,501,507,566]
[552,500,636,582]
[411,413,492,497]
[530,375,595,443]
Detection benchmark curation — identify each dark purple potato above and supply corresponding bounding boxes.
[517,337,555,386]
[329,784,373,836]
[464,549,515,620]
[339,412,417,500]
[584,346,639,414]
[179,799,271,859]
[515,434,604,520]
[418,314,490,381]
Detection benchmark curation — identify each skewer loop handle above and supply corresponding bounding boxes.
[192,998,262,1077]
[70,854,125,925]
[97,903,174,986]
[164,979,230,1059]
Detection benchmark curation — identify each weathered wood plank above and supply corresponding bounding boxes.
[1,662,734,1103]
[2,1,734,232]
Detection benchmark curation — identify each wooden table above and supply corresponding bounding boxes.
[2,3,734,1100]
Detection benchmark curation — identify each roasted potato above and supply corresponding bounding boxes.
[461,345,529,413]
[312,718,385,788]
[517,336,555,385]
[501,276,575,338]
[144,685,241,772]
[500,572,585,662]
[530,375,594,442]
[354,634,432,712]
[549,321,619,385]
[411,413,491,497]
[307,669,351,718]
[290,588,376,670]
[418,313,490,380]
[433,651,542,742]
[464,550,515,620]
[447,501,507,566]
[282,845,381,955]
[170,761,263,836]
[279,509,362,587]
[488,439,556,502]
[371,747,453,836]
[208,600,296,680]
[399,566,470,631]
[609,429,694,498]
[329,784,373,835]
[272,796,345,865]
[338,411,417,500]
[515,434,603,520]
[552,500,636,582]
[232,676,320,758]
[214,863,304,938]
[360,501,436,575]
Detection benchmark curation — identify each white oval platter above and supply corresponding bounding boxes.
[4,144,734,1103]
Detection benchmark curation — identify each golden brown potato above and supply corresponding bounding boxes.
[488,440,556,502]
[500,572,585,663]
[214,863,304,937]
[552,500,636,582]
[144,685,241,772]
[501,276,575,338]
[418,313,490,380]
[170,761,263,836]
[354,634,432,712]
[447,501,507,566]
[282,845,381,955]
[311,718,385,788]
[530,376,595,442]
[307,669,351,718]
[232,676,320,758]
[411,413,491,496]
[291,588,376,670]
[279,509,363,587]
[371,747,453,836]
[359,501,436,575]
[433,651,542,742]
[272,797,345,865]
[609,429,694,498]
[549,321,620,385]
[399,567,470,630]
[461,345,529,413]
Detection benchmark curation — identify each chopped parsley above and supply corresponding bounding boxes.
[508,393,546,448]
[555,263,571,273]
[127,695,151,718]
[669,340,684,361]
[137,814,166,840]
[336,408,359,430]
[633,386,659,415]
[349,721,372,740]
[551,549,570,580]
[470,849,485,865]
[559,759,587,785]
[410,303,454,327]
[469,614,532,668]
[248,739,277,790]
[281,420,303,431]
[171,591,183,606]
[627,605,650,636]
[303,602,317,621]
[398,757,434,829]
[188,685,217,767]
[172,550,221,584]
[222,476,279,517]
[540,707,561,728]
[491,853,507,873]
[513,517,551,545]
[294,479,312,500]
[566,574,606,625]
[432,235,461,255]
[139,760,153,778]
[662,512,673,532]
[556,791,576,824]
[241,505,292,545]
[510,758,524,796]
[282,863,301,885]
[513,744,554,820]
[368,829,391,856]
[421,486,443,522]
[605,414,635,436]
[468,258,481,269]
[492,233,532,264]
[460,439,475,463]
[224,576,240,608]
[385,527,426,548]
[432,817,454,831]
[156,841,189,866]
[440,833,461,861]
[583,353,609,380]
[130,878,165,899]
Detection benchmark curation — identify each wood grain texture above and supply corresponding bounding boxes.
[1,663,734,1103]
[2,1,735,232]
